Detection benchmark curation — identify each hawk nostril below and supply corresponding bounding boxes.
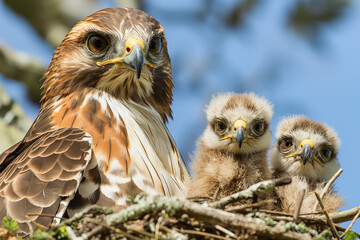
[126,47,131,53]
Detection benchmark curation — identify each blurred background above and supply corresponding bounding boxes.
[0,0,359,233]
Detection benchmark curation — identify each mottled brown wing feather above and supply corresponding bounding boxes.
[0,128,92,234]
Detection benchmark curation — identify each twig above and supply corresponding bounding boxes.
[159,226,187,240]
[293,188,306,223]
[179,228,232,240]
[215,225,237,238]
[326,205,360,223]
[226,200,275,212]
[26,213,66,221]
[258,209,294,217]
[315,192,340,239]
[339,209,360,238]
[209,178,291,209]
[125,226,156,239]
[312,168,343,212]
[187,196,213,201]
[155,216,163,240]
[213,186,221,200]
[88,219,142,240]
[59,205,112,228]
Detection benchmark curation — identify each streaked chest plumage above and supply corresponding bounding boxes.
[51,89,187,211]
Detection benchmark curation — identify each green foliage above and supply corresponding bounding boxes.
[56,225,69,239]
[2,216,19,232]
[30,229,55,240]
[343,231,358,240]
[316,230,333,240]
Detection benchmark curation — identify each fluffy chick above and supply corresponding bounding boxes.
[188,92,273,199]
[271,115,344,213]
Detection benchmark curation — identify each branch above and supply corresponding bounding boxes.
[312,168,343,212]
[0,43,45,102]
[325,205,360,224]
[4,0,74,48]
[293,188,305,223]
[340,209,360,238]
[0,87,32,152]
[315,192,340,239]
[209,178,291,209]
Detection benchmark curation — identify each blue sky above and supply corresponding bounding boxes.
[0,0,359,233]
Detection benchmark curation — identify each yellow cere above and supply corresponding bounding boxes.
[285,139,324,166]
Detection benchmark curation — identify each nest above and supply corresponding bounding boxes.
[1,174,359,240]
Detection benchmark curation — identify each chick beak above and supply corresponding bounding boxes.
[124,44,145,79]
[233,126,247,148]
[298,141,314,165]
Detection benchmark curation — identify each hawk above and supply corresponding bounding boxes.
[0,8,190,234]
[270,115,344,213]
[187,93,273,199]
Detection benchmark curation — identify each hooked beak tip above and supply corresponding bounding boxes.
[233,127,247,148]
[298,144,313,165]
[124,44,145,79]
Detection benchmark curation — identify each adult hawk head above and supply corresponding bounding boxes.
[0,8,190,234]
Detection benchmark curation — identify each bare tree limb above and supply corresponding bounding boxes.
[0,43,45,102]
[0,86,32,152]
[4,0,73,48]
[324,205,360,224]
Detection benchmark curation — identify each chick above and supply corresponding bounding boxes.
[271,116,344,213]
[188,93,273,199]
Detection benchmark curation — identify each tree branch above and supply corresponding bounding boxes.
[209,178,291,209]
[0,43,45,102]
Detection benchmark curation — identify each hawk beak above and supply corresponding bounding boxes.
[124,44,145,79]
[221,119,248,148]
[96,36,156,79]
[286,139,323,166]
[298,142,313,165]
[233,125,247,148]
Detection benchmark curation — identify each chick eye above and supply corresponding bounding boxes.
[319,146,332,160]
[86,34,109,54]
[214,120,227,134]
[253,120,266,135]
[149,37,161,55]
[280,138,293,151]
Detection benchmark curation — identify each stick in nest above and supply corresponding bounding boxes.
[315,192,340,239]
[226,199,276,212]
[209,177,291,209]
[312,168,343,213]
[293,187,306,223]
[339,209,360,238]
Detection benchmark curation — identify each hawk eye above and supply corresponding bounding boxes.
[253,120,266,135]
[86,34,109,54]
[280,137,293,151]
[319,145,332,161]
[149,37,161,55]
[214,120,227,134]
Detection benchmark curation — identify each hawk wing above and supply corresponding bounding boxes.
[0,128,92,234]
